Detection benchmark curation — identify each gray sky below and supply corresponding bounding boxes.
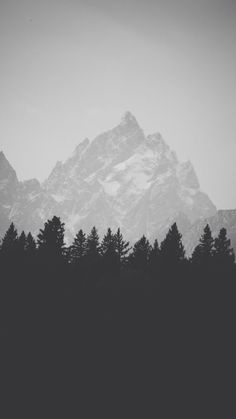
[0,0,236,209]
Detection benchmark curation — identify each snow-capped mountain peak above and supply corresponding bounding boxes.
[0,113,217,245]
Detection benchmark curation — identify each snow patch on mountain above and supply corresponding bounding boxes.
[0,112,218,246]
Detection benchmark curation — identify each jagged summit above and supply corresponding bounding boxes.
[0,151,18,182]
[120,111,139,127]
[0,112,217,245]
[0,150,9,165]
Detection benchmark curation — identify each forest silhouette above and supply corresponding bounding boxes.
[1,215,235,285]
[1,216,236,416]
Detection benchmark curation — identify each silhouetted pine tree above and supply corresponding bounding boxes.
[25,233,36,255]
[100,228,115,255]
[0,222,18,258]
[84,226,101,280]
[37,216,66,270]
[149,239,160,277]
[160,223,185,266]
[101,228,119,275]
[17,231,27,267]
[85,226,100,257]
[25,232,37,271]
[129,235,151,271]
[0,223,19,276]
[18,231,27,252]
[69,229,86,264]
[114,228,130,268]
[214,228,235,268]
[191,224,214,267]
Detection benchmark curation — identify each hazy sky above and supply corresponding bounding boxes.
[0,0,236,209]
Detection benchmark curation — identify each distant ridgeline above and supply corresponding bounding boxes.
[0,112,236,256]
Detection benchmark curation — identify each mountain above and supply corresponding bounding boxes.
[0,151,20,234]
[0,112,218,246]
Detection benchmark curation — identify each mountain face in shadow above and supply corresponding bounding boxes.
[0,112,217,243]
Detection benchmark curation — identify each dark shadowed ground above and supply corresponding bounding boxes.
[1,268,236,418]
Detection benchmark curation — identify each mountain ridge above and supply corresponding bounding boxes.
[1,111,233,254]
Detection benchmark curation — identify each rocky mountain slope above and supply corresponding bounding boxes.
[0,111,227,251]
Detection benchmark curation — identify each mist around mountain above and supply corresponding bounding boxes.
[0,111,235,253]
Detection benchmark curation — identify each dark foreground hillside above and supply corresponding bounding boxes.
[1,217,236,417]
[1,268,236,418]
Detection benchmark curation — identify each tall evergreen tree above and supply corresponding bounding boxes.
[100,228,115,256]
[37,216,66,267]
[149,239,160,277]
[114,228,130,267]
[85,226,100,257]
[69,229,86,264]
[24,232,37,270]
[150,239,159,259]
[191,224,214,266]
[16,231,27,267]
[18,231,27,253]
[160,223,185,265]
[25,233,37,255]
[129,235,151,271]
[84,226,101,280]
[0,223,19,274]
[100,228,118,275]
[0,222,18,257]
[214,228,235,267]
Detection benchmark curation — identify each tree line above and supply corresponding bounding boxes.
[0,216,235,282]
[1,216,236,413]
